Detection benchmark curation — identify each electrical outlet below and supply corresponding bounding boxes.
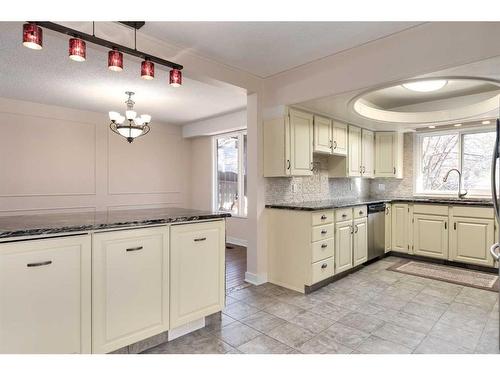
[378,183,386,191]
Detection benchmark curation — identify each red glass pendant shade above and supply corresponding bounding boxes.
[108,49,123,71]
[141,59,154,80]
[22,23,43,50]
[169,68,182,87]
[69,38,86,62]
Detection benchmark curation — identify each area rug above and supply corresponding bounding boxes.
[388,259,499,292]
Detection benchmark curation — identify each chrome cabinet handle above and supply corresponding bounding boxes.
[393,167,396,174]
[454,222,457,230]
[359,210,364,215]
[333,140,337,149]
[321,230,327,235]
[126,246,143,252]
[194,237,207,242]
[385,207,389,215]
[359,166,363,174]
[321,263,328,269]
[321,215,327,220]
[321,243,328,248]
[27,260,52,268]
[362,166,366,173]
[342,214,347,218]
[349,225,353,234]
[286,159,291,170]
[329,140,333,149]
[490,243,500,261]
[444,222,447,230]
[310,162,314,171]
[354,225,359,233]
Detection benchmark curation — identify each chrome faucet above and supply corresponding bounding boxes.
[443,168,468,199]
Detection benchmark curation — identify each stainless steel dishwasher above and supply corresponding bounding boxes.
[367,202,386,261]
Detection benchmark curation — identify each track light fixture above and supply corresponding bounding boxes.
[69,38,86,62]
[22,22,43,50]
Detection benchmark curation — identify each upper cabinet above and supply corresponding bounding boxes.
[374,132,404,178]
[264,108,313,177]
[361,129,374,178]
[332,121,348,156]
[313,115,332,154]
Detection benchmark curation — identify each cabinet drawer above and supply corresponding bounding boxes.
[311,238,334,263]
[312,224,334,242]
[451,206,494,219]
[310,257,334,285]
[413,204,449,216]
[335,208,352,222]
[312,211,334,226]
[353,205,367,218]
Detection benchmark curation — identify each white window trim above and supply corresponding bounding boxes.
[413,126,495,198]
[212,130,247,218]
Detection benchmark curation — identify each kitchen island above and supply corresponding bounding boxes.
[0,207,230,354]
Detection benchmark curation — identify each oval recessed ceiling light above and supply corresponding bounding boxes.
[402,79,448,92]
[428,125,436,129]
[482,120,491,125]
[454,123,462,127]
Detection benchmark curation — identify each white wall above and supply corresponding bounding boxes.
[183,109,246,138]
[0,97,192,215]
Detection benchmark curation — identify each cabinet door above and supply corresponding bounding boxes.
[391,204,408,253]
[353,217,368,266]
[450,217,495,267]
[92,227,169,354]
[361,129,374,178]
[0,235,91,354]
[385,204,392,252]
[375,132,396,177]
[170,220,225,329]
[289,109,313,176]
[313,115,332,154]
[413,214,448,260]
[347,126,362,177]
[335,220,353,274]
[332,121,348,156]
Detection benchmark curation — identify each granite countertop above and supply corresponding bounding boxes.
[265,197,494,211]
[0,207,231,239]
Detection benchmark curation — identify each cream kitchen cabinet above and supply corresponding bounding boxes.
[361,129,374,177]
[170,220,225,329]
[348,126,362,177]
[449,206,496,267]
[391,203,409,253]
[332,121,348,156]
[413,214,449,260]
[0,235,91,354]
[313,115,332,154]
[264,108,313,177]
[384,204,392,253]
[92,226,170,354]
[335,220,353,273]
[353,217,368,266]
[374,132,404,178]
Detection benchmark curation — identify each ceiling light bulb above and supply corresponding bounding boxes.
[126,110,137,120]
[402,79,448,92]
[109,111,120,121]
[69,38,86,62]
[482,120,491,125]
[117,115,125,124]
[454,123,462,127]
[134,117,144,126]
[428,125,436,129]
[141,114,151,124]
[22,23,43,50]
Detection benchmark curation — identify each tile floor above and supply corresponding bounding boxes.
[142,256,499,354]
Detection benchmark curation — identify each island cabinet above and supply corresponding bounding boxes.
[264,108,313,177]
[92,226,170,354]
[169,220,226,329]
[0,235,91,354]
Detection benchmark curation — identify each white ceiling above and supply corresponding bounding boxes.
[298,57,500,131]
[141,22,422,78]
[0,22,247,125]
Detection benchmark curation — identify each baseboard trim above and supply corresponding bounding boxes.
[226,237,248,247]
[167,317,205,341]
[244,271,268,285]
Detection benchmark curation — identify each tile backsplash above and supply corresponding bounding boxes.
[265,133,415,204]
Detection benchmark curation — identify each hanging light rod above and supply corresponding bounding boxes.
[27,21,183,71]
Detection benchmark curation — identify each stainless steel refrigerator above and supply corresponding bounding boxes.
[489,118,500,348]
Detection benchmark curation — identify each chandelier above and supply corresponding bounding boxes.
[109,92,151,143]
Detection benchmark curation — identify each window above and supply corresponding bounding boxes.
[415,128,495,196]
[214,131,247,217]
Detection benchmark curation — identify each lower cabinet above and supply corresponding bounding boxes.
[92,226,170,354]
[353,217,368,266]
[391,203,409,253]
[169,220,225,329]
[335,220,353,274]
[384,204,392,252]
[450,217,495,267]
[413,214,449,260]
[0,235,91,354]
